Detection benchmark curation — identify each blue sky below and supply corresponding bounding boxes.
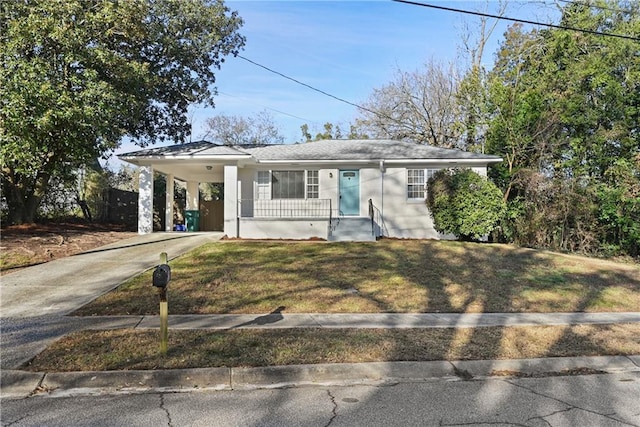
[108,0,558,167]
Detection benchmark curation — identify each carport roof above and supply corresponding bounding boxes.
[118,140,250,158]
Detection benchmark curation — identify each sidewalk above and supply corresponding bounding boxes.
[89,311,640,330]
[3,311,639,398]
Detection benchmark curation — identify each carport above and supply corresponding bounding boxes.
[118,141,250,234]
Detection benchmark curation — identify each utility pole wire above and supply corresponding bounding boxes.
[237,55,445,141]
[393,0,640,42]
[238,55,390,120]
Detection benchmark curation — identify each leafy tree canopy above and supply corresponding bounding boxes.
[1,0,245,224]
[483,0,640,256]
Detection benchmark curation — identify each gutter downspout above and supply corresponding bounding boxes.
[379,160,385,238]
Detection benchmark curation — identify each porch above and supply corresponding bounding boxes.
[236,199,379,241]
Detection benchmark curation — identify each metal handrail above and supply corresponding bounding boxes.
[368,199,374,235]
[239,198,332,219]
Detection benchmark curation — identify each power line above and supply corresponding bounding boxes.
[237,55,396,123]
[238,55,370,113]
[236,55,447,140]
[218,91,312,122]
[393,0,640,42]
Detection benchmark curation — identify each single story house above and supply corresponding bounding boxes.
[118,139,502,241]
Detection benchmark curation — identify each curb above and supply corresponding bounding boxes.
[2,355,639,399]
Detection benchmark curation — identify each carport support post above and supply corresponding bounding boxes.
[165,174,174,232]
[138,165,154,234]
[159,252,168,354]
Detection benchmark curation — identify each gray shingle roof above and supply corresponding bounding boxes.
[118,139,501,162]
[118,140,249,157]
[246,139,501,161]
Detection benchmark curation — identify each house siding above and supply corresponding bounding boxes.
[238,218,329,240]
[381,167,438,239]
[122,140,500,239]
[230,164,489,240]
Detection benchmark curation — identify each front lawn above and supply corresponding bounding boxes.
[74,240,640,315]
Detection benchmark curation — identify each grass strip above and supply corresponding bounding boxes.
[23,323,640,372]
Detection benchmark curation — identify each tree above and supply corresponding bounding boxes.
[426,169,506,241]
[299,121,367,142]
[483,1,640,256]
[0,0,245,224]
[356,59,462,147]
[456,1,507,153]
[204,110,284,145]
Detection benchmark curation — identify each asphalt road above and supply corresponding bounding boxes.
[2,372,639,427]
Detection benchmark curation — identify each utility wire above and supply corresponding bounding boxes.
[393,0,640,41]
[238,55,370,113]
[237,55,446,140]
[218,91,311,122]
[238,55,390,121]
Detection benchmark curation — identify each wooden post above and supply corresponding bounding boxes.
[159,252,168,354]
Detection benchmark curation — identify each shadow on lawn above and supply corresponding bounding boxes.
[72,240,639,317]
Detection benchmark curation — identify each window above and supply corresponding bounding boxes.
[256,171,270,200]
[407,169,425,199]
[407,169,438,199]
[272,171,305,199]
[257,170,320,199]
[307,170,319,199]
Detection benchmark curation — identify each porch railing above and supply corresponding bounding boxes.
[368,198,387,238]
[239,199,333,218]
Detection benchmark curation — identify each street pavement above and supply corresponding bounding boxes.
[2,372,639,426]
[1,232,639,411]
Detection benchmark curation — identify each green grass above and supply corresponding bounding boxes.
[0,252,32,270]
[22,323,640,372]
[74,240,640,316]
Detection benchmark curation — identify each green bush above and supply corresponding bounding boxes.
[426,169,506,241]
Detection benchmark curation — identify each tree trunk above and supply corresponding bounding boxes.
[2,170,50,225]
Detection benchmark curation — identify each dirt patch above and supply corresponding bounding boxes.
[0,222,137,273]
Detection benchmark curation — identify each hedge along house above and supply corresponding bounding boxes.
[119,139,502,241]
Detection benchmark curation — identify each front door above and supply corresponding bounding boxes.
[339,170,360,216]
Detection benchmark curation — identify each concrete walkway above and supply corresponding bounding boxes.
[78,312,640,331]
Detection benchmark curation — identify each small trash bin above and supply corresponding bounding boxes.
[185,210,200,232]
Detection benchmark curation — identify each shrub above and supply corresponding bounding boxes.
[426,169,506,241]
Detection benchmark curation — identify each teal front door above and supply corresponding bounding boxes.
[339,170,360,216]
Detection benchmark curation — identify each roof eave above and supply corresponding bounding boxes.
[118,154,252,162]
[256,157,503,165]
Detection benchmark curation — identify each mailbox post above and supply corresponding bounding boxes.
[152,252,171,354]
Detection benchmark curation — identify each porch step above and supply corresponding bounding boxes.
[329,217,376,242]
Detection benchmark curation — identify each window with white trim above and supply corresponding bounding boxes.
[407,168,438,200]
[307,170,319,199]
[256,170,319,199]
[256,171,270,200]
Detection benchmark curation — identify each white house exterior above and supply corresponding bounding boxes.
[119,139,502,241]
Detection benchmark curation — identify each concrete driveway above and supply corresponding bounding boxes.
[0,232,222,318]
[0,232,221,369]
